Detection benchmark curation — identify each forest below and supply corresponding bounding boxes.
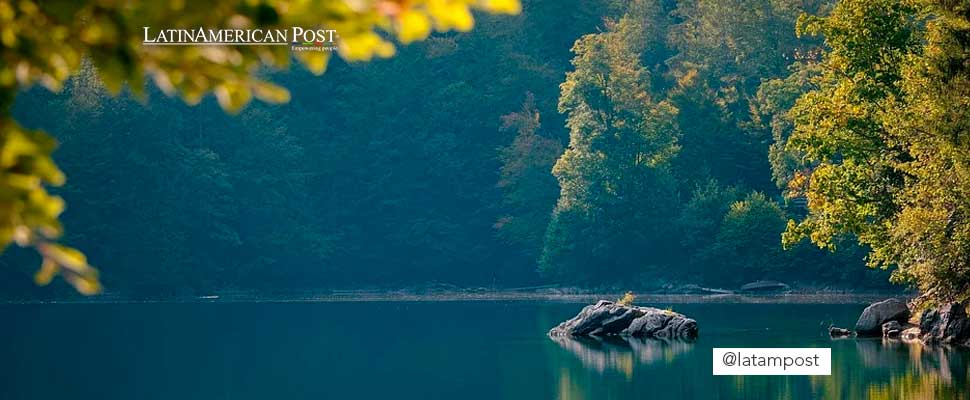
[2,0,968,304]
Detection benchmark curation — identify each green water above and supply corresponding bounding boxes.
[1,301,968,399]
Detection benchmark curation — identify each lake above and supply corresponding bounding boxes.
[1,301,968,399]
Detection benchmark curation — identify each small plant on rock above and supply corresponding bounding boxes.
[617,291,636,306]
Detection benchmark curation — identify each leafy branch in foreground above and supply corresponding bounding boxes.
[0,0,520,294]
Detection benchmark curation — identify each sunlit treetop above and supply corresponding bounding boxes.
[0,0,520,294]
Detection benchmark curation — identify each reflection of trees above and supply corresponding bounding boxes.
[550,335,970,399]
[549,335,694,377]
[854,339,911,369]
[544,311,970,400]
[819,340,970,400]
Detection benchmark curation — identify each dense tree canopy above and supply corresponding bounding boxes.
[16,0,964,299]
[533,0,885,289]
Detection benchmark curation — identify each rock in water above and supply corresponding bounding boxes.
[882,321,903,338]
[919,302,970,346]
[855,299,911,336]
[549,300,698,340]
[547,300,643,336]
[829,326,853,338]
[622,311,698,339]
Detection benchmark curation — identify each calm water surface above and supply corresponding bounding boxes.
[2,301,968,399]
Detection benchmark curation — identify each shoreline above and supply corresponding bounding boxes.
[0,291,907,305]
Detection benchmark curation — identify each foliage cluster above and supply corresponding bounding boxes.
[782,0,970,305]
[523,0,887,289]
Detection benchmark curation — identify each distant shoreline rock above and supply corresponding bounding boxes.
[549,300,698,340]
[739,280,790,293]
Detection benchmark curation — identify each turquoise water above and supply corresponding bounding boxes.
[1,301,968,399]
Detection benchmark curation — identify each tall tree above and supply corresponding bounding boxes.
[495,93,562,256]
[540,2,680,282]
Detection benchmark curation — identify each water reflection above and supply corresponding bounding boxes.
[845,339,970,399]
[550,335,970,399]
[550,335,694,377]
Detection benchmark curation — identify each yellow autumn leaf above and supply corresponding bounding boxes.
[297,51,331,75]
[251,81,291,103]
[65,273,102,295]
[427,1,474,32]
[2,173,40,190]
[339,32,396,61]
[0,129,39,169]
[481,0,521,14]
[37,192,65,219]
[214,82,253,114]
[32,157,66,186]
[33,259,58,286]
[397,10,432,44]
[40,243,88,273]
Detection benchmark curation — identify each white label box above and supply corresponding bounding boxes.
[712,348,832,375]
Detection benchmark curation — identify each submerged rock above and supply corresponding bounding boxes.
[919,302,970,346]
[855,298,911,336]
[549,300,698,340]
[829,326,853,338]
[738,280,790,292]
